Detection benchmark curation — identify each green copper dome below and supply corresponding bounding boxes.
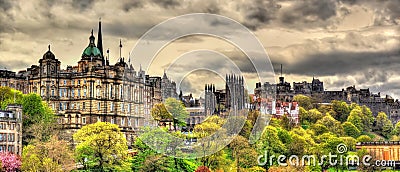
[83,46,102,57]
[82,29,102,58]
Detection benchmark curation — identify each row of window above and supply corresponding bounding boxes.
[69,116,140,127]
[0,145,17,154]
[0,133,18,142]
[0,123,18,130]
[39,85,144,101]
[57,102,141,113]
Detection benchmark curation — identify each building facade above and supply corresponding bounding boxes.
[0,104,23,155]
[254,75,400,123]
[0,21,178,145]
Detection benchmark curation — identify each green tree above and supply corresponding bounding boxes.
[73,122,130,171]
[293,94,313,110]
[392,121,400,136]
[150,103,171,121]
[347,108,364,132]
[331,100,350,122]
[342,122,361,138]
[0,87,23,109]
[256,126,286,169]
[316,114,344,136]
[356,135,372,142]
[21,93,56,145]
[375,112,393,138]
[165,98,189,131]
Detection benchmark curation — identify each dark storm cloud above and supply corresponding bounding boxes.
[72,0,97,11]
[121,0,143,12]
[339,0,400,25]
[285,48,400,76]
[241,0,281,30]
[0,0,12,11]
[281,0,337,27]
[151,0,180,9]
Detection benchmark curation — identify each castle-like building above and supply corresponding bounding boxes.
[204,74,247,116]
[254,74,400,123]
[0,21,178,144]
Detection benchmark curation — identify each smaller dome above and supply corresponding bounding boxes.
[43,45,55,60]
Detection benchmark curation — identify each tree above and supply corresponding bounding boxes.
[293,94,313,110]
[316,114,344,136]
[165,98,189,131]
[347,108,364,132]
[21,136,74,172]
[195,166,211,172]
[0,152,21,172]
[21,93,56,145]
[375,112,393,138]
[0,87,23,109]
[331,100,350,122]
[342,122,361,138]
[73,122,130,171]
[150,103,171,121]
[392,121,400,136]
[256,126,286,169]
[356,135,372,142]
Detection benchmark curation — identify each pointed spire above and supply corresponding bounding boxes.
[119,39,122,59]
[48,44,51,51]
[97,18,104,64]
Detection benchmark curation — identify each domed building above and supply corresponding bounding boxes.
[0,20,178,145]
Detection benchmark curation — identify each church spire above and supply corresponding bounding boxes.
[97,18,104,64]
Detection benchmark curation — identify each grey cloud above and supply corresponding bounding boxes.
[241,0,281,30]
[0,60,31,70]
[281,0,337,27]
[72,0,97,11]
[151,0,180,9]
[285,48,400,76]
[121,0,143,12]
[0,0,12,11]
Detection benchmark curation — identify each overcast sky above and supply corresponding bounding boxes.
[0,0,399,98]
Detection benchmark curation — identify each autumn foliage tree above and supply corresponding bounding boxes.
[21,136,74,171]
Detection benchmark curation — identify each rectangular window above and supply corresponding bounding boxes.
[82,102,86,109]
[97,102,100,111]
[78,89,81,97]
[135,118,139,127]
[111,118,115,124]
[72,89,75,97]
[84,79,87,84]
[128,119,131,126]
[121,118,125,126]
[78,80,81,85]
[127,104,131,113]
[121,103,124,112]
[77,102,80,110]
[64,80,67,85]
[82,117,86,124]
[84,88,87,97]
[110,103,114,111]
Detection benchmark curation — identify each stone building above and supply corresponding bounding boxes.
[254,75,400,123]
[0,104,23,155]
[0,21,178,145]
[204,74,247,116]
